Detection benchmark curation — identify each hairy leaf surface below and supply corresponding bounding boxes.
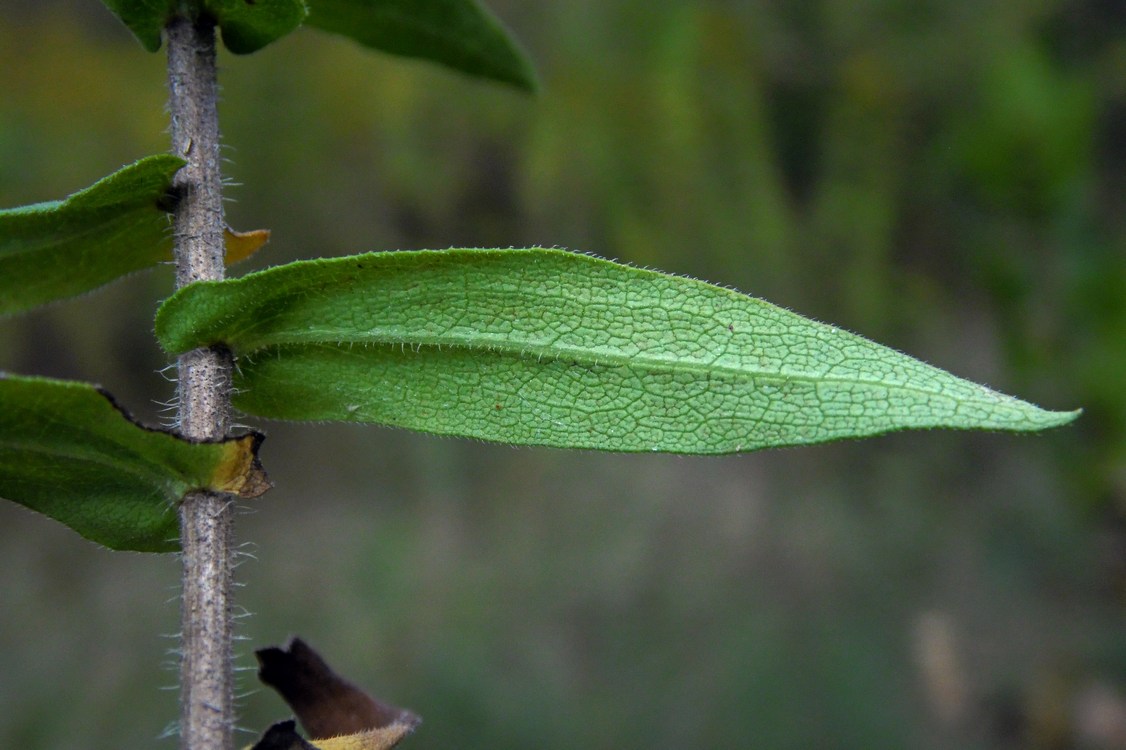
[305,0,536,90]
[0,375,270,552]
[156,248,1079,453]
[0,156,268,317]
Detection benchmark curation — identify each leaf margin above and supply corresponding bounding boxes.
[0,373,270,552]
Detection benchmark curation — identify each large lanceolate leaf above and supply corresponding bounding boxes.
[155,248,1079,454]
[100,0,307,54]
[305,0,537,91]
[0,375,270,552]
[0,155,183,316]
[0,156,269,317]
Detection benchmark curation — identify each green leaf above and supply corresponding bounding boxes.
[305,0,537,91]
[0,155,183,317]
[207,0,308,55]
[100,0,172,52]
[155,248,1079,454]
[100,0,528,72]
[100,0,307,55]
[0,156,269,317]
[0,375,270,552]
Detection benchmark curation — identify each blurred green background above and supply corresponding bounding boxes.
[2,1,1124,748]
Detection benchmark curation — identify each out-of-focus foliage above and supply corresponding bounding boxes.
[100,0,536,87]
[100,0,308,54]
[1,0,1123,749]
[304,0,537,91]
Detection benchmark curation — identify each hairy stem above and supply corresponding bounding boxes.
[167,15,234,750]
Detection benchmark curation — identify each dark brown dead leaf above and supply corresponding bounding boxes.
[256,638,420,744]
[250,720,318,750]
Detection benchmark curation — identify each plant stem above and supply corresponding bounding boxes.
[167,15,234,750]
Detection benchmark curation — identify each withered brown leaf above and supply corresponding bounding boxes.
[250,720,318,750]
[255,638,419,750]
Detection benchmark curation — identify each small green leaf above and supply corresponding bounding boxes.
[0,156,269,317]
[305,0,537,91]
[100,0,173,52]
[155,248,1079,453]
[0,155,183,317]
[207,0,309,55]
[0,375,270,552]
[100,0,307,54]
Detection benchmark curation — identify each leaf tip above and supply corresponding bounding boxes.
[1045,406,1083,428]
[225,226,272,264]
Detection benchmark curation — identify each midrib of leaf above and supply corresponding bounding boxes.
[249,334,1026,417]
[224,293,1005,410]
[0,436,182,495]
[0,405,188,493]
[0,385,206,494]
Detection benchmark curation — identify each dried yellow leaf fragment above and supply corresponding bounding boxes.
[224,225,271,264]
[209,433,271,497]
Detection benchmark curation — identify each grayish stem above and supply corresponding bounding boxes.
[167,15,234,750]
